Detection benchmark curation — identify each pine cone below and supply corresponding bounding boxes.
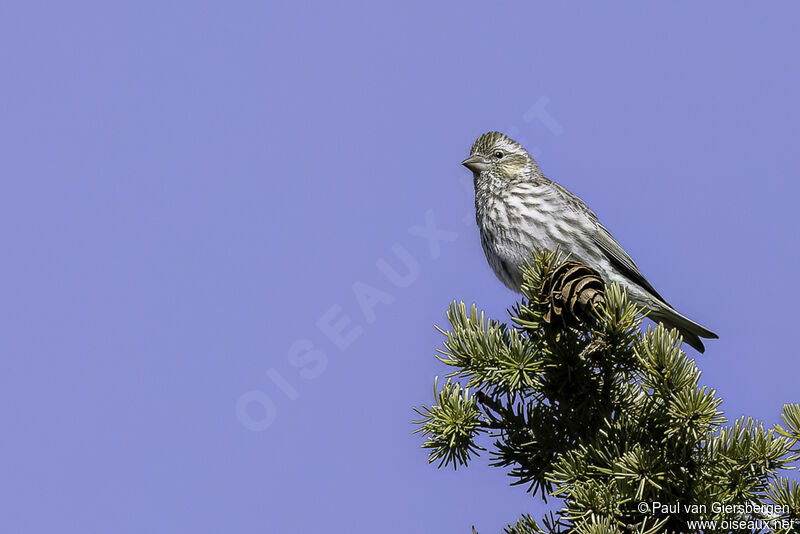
[540,261,605,327]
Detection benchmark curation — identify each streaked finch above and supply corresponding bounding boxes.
[463,131,717,352]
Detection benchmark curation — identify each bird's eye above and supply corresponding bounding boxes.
[494,150,504,159]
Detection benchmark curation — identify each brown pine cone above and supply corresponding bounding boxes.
[540,261,605,327]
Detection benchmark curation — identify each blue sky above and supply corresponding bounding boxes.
[1,2,799,532]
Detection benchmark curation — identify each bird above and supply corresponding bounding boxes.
[462,131,718,352]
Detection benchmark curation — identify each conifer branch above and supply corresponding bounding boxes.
[413,251,800,532]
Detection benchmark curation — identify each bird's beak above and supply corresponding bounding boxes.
[461,155,489,173]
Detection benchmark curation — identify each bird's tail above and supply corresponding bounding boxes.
[648,306,718,354]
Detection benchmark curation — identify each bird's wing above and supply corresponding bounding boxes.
[592,223,669,305]
[546,179,669,305]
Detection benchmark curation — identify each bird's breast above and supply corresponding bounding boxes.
[477,185,558,249]
[476,183,604,278]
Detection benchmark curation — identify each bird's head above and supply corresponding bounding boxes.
[461,131,538,181]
